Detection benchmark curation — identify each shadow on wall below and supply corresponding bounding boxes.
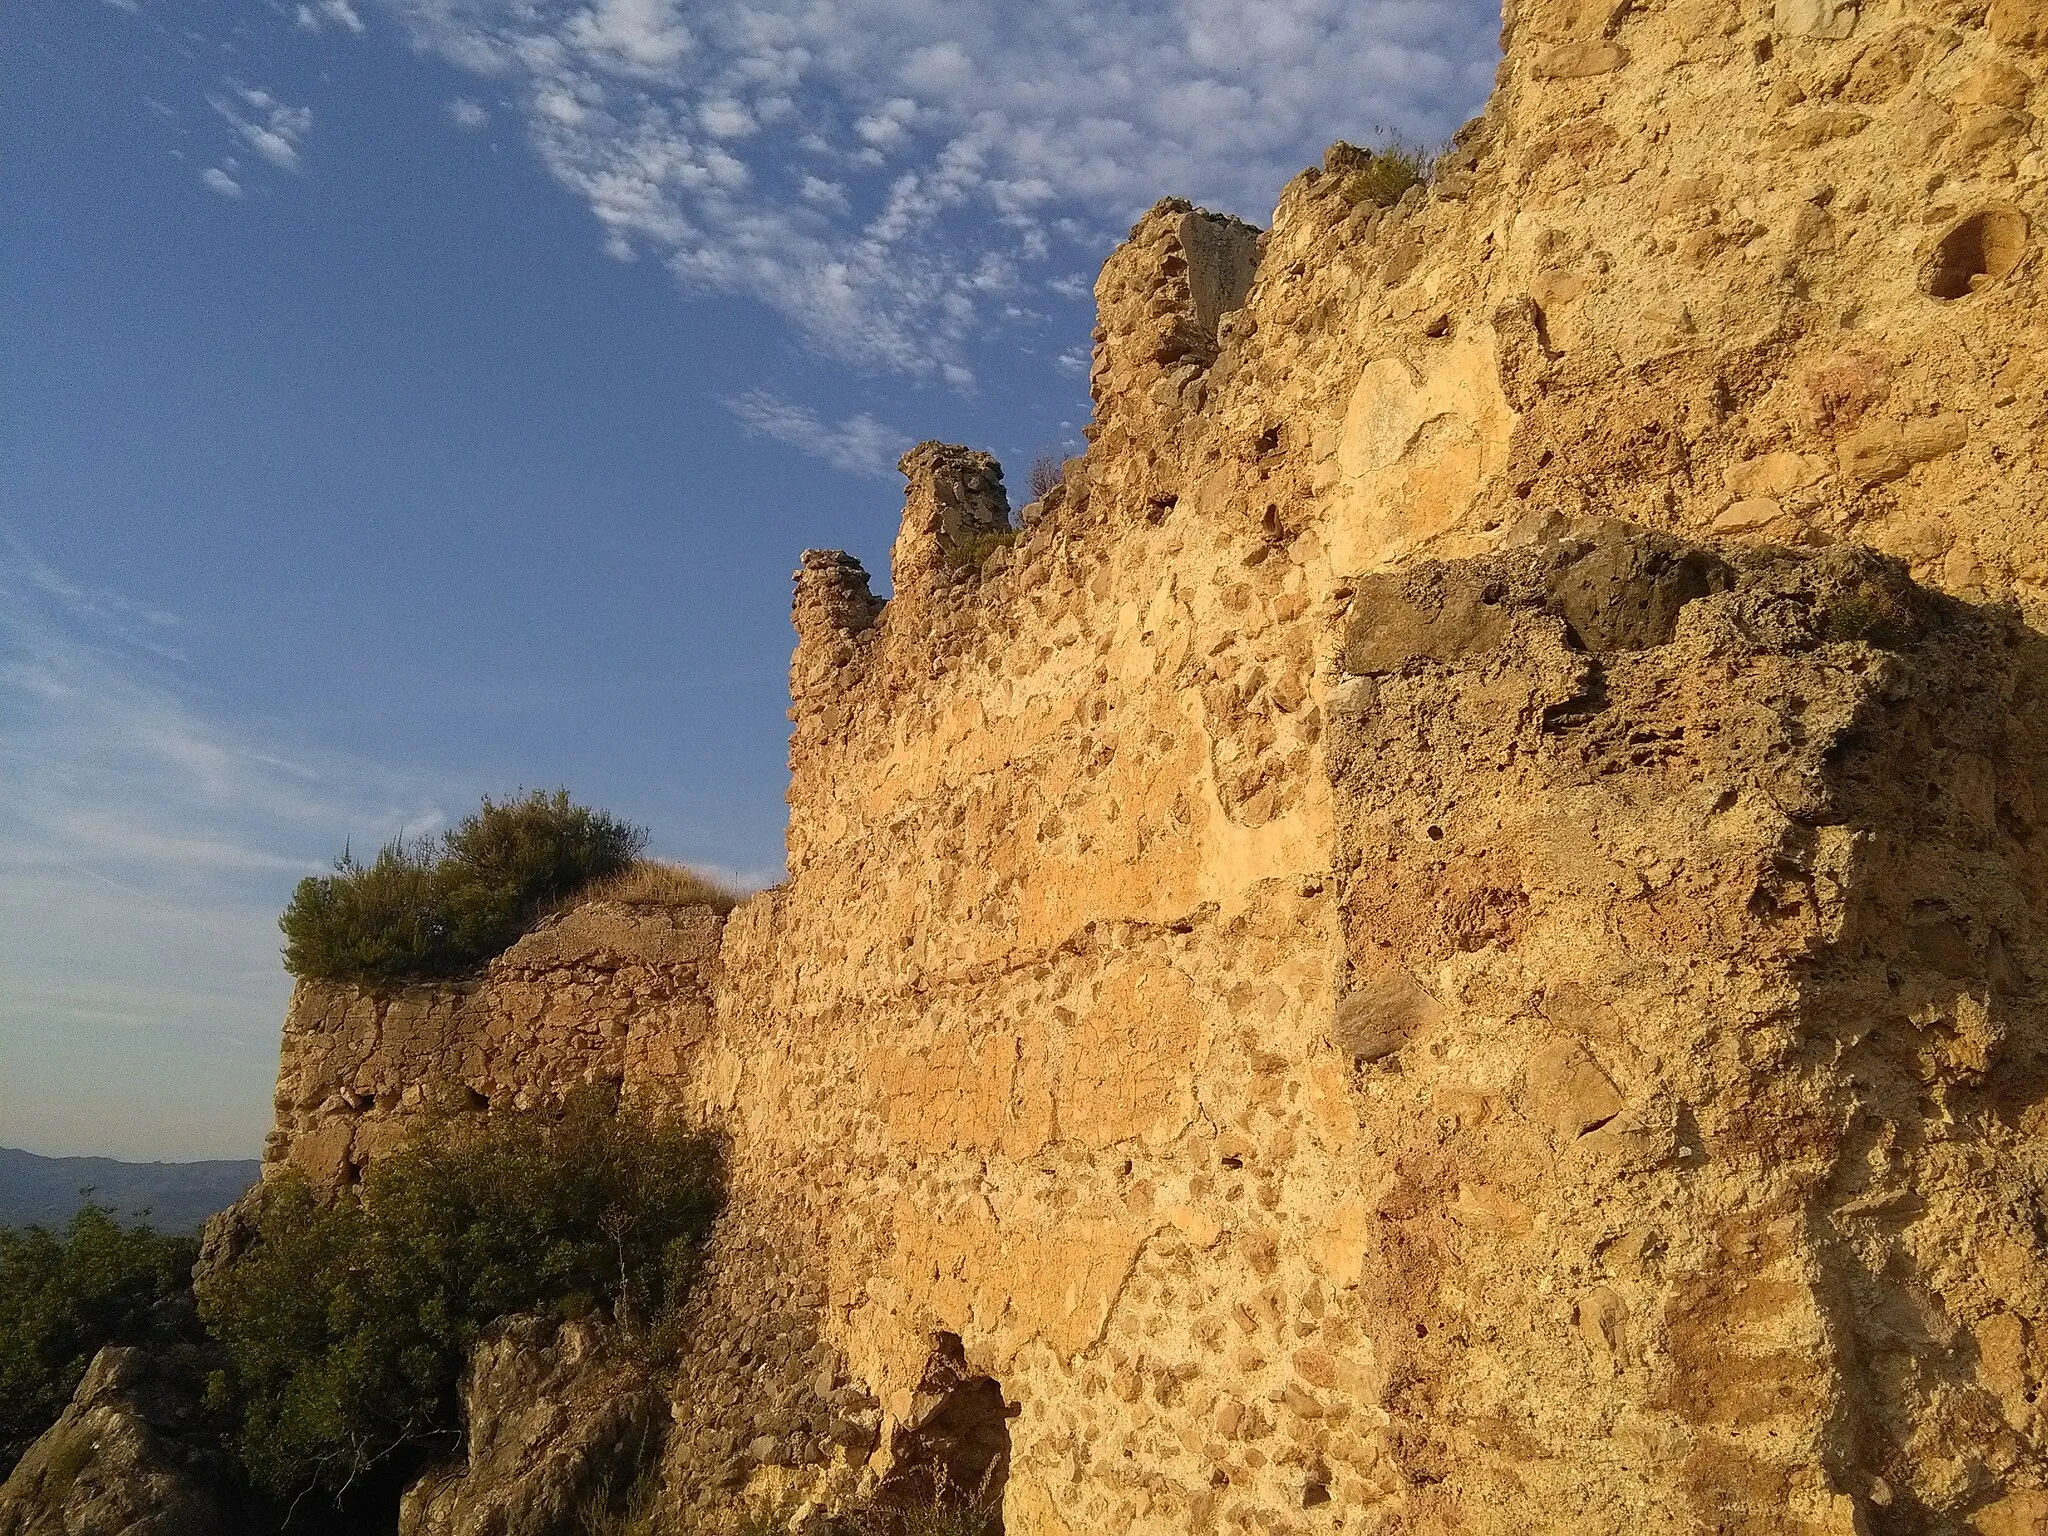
[873,1333,1011,1535]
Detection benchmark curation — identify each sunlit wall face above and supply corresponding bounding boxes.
[0,0,1498,1159]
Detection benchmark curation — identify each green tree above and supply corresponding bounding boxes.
[0,1207,197,1471]
[196,1094,720,1501]
[280,791,648,983]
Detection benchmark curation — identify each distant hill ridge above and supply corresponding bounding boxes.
[0,1146,257,1234]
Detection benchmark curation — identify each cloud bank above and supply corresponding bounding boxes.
[384,0,1499,381]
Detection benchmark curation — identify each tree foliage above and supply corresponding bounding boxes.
[280,790,648,982]
[195,1094,721,1500]
[0,1207,197,1471]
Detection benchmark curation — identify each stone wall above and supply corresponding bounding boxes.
[252,0,2048,1531]
[266,901,723,1186]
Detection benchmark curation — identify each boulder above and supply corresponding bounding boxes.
[399,1316,662,1536]
[0,1344,233,1536]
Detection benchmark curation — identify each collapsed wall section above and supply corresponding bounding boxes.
[266,902,724,1187]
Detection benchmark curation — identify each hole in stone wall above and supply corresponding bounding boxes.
[1921,207,2028,299]
[876,1333,1010,1534]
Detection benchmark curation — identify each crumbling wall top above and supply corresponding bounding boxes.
[888,442,1011,597]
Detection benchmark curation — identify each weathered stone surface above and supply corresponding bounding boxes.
[264,899,725,1190]
[252,1,2048,1530]
[400,1317,661,1536]
[1330,972,1440,1063]
[0,1345,236,1536]
[1990,0,2048,50]
[1776,0,1859,39]
[1541,526,1734,652]
[1531,39,1628,79]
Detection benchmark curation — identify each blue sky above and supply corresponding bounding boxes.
[0,0,1498,1160]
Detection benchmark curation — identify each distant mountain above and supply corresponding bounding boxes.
[0,1147,259,1235]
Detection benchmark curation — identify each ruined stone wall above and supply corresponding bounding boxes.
[1316,534,2048,1532]
[247,0,2048,1531]
[266,901,723,1186]
[1251,0,2048,610]
[667,0,2048,1528]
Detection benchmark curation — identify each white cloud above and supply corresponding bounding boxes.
[722,390,909,479]
[854,97,919,150]
[449,96,490,129]
[209,84,313,173]
[202,165,244,197]
[697,97,755,138]
[16,548,182,639]
[296,0,366,32]
[799,174,849,214]
[564,0,694,73]
[99,0,142,12]
[374,0,1499,382]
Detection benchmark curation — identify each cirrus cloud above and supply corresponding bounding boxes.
[721,390,910,479]
[377,0,1499,383]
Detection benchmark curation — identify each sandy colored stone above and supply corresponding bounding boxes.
[1990,0,2048,51]
[1531,40,1629,79]
[1525,1040,1624,1140]
[250,4,2048,1531]
[1776,0,1859,38]
[1839,414,1971,485]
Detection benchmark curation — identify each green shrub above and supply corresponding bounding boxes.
[947,528,1017,574]
[0,1207,197,1471]
[281,791,648,982]
[195,1094,720,1502]
[1333,142,1432,208]
[1824,579,1920,647]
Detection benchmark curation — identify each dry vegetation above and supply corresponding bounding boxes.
[576,861,742,915]
[1325,139,1433,207]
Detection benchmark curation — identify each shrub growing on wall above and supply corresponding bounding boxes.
[195,1092,721,1502]
[280,790,648,982]
[0,1208,198,1472]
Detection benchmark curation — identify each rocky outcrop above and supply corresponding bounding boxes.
[0,1339,237,1536]
[399,1317,662,1536]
